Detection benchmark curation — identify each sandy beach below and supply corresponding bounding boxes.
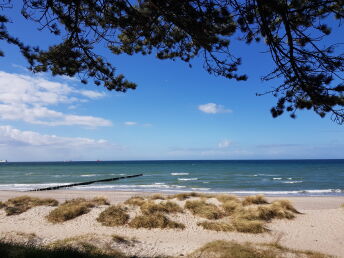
[0,190,344,257]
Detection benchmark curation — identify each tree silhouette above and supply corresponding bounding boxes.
[0,0,343,123]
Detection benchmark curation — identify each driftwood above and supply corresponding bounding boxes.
[28,174,143,191]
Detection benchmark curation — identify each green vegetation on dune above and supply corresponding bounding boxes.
[97,205,129,227]
[0,242,126,258]
[3,196,58,216]
[128,213,185,229]
[46,197,109,223]
[185,200,224,220]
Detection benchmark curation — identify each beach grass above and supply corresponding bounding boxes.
[46,198,107,223]
[97,205,129,226]
[0,241,127,258]
[188,240,331,258]
[215,194,240,203]
[242,195,269,206]
[184,200,224,219]
[111,234,130,244]
[124,196,146,207]
[197,221,235,232]
[4,196,58,216]
[222,200,242,215]
[128,213,185,229]
[188,240,276,258]
[140,201,183,215]
[149,194,166,200]
[168,192,213,201]
[0,201,4,209]
[232,218,267,233]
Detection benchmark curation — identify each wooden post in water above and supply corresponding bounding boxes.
[28,174,143,191]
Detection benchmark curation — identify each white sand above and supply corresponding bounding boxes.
[0,190,343,257]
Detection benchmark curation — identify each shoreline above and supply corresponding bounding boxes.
[1,190,344,257]
[1,190,344,210]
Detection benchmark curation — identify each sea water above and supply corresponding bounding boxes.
[0,160,343,196]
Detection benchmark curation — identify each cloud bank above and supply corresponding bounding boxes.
[0,125,122,161]
[0,71,111,127]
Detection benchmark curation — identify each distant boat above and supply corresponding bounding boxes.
[0,160,8,163]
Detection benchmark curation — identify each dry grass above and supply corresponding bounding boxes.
[168,192,212,201]
[197,221,235,232]
[111,234,130,244]
[48,235,126,257]
[124,196,146,206]
[271,200,301,214]
[128,213,185,229]
[140,201,183,215]
[149,194,166,200]
[90,197,110,206]
[263,242,332,258]
[242,195,269,206]
[222,200,242,215]
[4,196,58,215]
[215,194,240,203]
[0,201,5,209]
[185,200,224,219]
[97,205,129,226]
[232,218,267,233]
[188,240,277,258]
[188,240,331,258]
[46,198,105,223]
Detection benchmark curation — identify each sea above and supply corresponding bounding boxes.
[0,160,343,196]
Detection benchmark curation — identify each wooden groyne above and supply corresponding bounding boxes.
[28,173,143,191]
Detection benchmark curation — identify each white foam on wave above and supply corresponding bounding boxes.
[273,177,282,180]
[0,183,73,191]
[171,172,189,176]
[80,174,98,177]
[282,180,303,184]
[178,178,198,181]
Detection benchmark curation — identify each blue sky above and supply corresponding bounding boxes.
[0,4,343,161]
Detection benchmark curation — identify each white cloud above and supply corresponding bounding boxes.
[0,125,107,146]
[124,121,137,126]
[198,103,232,114]
[78,90,105,99]
[0,71,111,127]
[0,125,126,161]
[218,139,231,148]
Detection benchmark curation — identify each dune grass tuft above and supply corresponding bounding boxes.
[111,234,130,244]
[232,218,267,233]
[242,195,269,206]
[46,198,106,223]
[0,201,5,209]
[140,201,183,215]
[168,192,213,201]
[149,194,166,200]
[128,213,185,229]
[0,241,127,258]
[48,235,126,257]
[90,197,110,206]
[271,200,300,214]
[222,200,242,215]
[215,194,240,203]
[185,200,224,219]
[97,205,129,226]
[4,195,58,216]
[197,221,235,232]
[124,196,146,207]
[188,240,277,258]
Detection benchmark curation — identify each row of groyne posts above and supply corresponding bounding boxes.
[28,174,143,191]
